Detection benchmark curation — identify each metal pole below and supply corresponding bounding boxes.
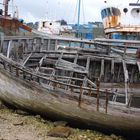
[3,0,10,17]
[96,79,100,111]
[105,89,108,114]
[77,0,81,37]
[96,85,99,111]
[78,84,83,107]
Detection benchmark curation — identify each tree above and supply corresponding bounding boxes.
[57,19,67,25]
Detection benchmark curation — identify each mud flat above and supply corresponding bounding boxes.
[0,106,125,140]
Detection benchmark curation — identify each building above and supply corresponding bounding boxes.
[72,22,105,39]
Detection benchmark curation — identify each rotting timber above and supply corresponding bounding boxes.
[0,35,140,136]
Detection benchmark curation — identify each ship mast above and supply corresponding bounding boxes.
[3,0,10,17]
[77,0,81,37]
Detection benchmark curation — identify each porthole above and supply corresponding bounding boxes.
[123,8,128,13]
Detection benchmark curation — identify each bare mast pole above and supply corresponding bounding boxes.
[77,0,81,38]
[3,0,10,17]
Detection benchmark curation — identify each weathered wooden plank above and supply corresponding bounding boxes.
[33,38,37,44]
[39,67,55,71]
[0,35,4,53]
[122,60,129,104]
[22,53,32,66]
[87,79,97,88]
[56,59,87,74]
[7,40,12,58]
[122,60,129,83]
[130,67,135,83]
[111,59,115,82]
[74,54,78,64]
[95,38,140,47]
[86,57,90,72]
[55,40,58,50]
[104,62,110,82]
[82,76,87,87]
[117,66,122,82]
[111,59,114,75]
[137,61,140,74]
[39,56,44,67]
[55,52,63,66]
[43,58,57,65]
[35,54,47,72]
[40,38,44,51]
[41,38,44,44]
[68,53,79,83]
[67,54,79,87]
[100,59,104,79]
[49,52,64,85]
[47,39,51,50]
[37,72,84,82]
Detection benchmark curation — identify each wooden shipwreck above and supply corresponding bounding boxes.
[0,35,140,137]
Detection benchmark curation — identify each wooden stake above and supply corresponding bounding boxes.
[96,79,100,111]
[78,84,83,107]
[105,89,108,114]
[16,68,19,77]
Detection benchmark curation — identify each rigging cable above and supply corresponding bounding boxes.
[73,0,78,23]
[62,0,72,23]
[45,1,48,20]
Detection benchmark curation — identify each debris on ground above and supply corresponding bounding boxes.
[0,108,124,140]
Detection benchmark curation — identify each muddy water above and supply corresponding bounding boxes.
[0,107,124,140]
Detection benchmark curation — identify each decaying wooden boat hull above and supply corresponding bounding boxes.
[0,53,139,137]
[0,67,140,136]
[0,36,140,137]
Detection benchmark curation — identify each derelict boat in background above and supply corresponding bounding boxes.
[101,1,140,55]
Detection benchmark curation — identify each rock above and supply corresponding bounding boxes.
[104,136,114,140]
[82,135,87,139]
[0,101,3,107]
[15,109,30,116]
[95,137,102,140]
[13,121,24,126]
[35,115,41,119]
[47,126,71,138]
[79,135,88,139]
[83,135,87,139]
[54,121,68,127]
[0,101,6,109]
[110,134,118,140]
[79,135,83,138]
[86,129,90,133]
[40,118,46,123]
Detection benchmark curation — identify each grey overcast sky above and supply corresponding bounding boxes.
[3,0,137,23]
